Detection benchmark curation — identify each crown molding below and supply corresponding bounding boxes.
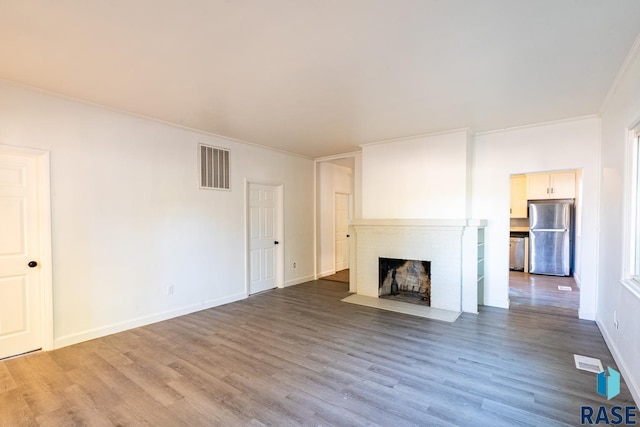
[599,31,640,115]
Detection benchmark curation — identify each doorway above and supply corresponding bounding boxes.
[0,146,53,359]
[247,182,283,295]
[508,169,581,317]
[315,156,355,279]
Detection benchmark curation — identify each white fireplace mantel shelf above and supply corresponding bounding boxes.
[350,218,487,227]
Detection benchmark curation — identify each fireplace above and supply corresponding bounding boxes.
[350,219,487,313]
[379,258,431,305]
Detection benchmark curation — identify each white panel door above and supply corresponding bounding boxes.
[0,153,42,359]
[249,183,278,294]
[335,193,350,272]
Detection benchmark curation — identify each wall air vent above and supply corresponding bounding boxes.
[199,144,230,190]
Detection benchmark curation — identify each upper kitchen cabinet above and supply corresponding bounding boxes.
[510,174,528,218]
[527,171,575,199]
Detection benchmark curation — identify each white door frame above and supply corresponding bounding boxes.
[0,144,54,352]
[244,179,284,294]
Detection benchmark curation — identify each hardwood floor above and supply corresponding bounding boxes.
[509,271,580,317]
[320,269,350,283]
[1,280,635,426]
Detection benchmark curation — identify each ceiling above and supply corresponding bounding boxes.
[1,1,639,159]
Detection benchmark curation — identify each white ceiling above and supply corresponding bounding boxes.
[1,1,639,158]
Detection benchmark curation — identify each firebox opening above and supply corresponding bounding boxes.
[379,258,431,306]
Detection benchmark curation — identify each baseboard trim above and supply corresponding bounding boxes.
[283,275,315,287]
[573,274,582,289]
[318,269,336,278]
[578,310,596,321]
[597,318,640,405]
[53,292,248,350]
[483,297,509,309]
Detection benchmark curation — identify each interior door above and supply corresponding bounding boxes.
[248,183,278,294]
[0,153,42,359]
[335,193,349,272]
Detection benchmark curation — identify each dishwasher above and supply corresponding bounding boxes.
[509,234,527,271]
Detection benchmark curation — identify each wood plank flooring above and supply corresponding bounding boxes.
[509,271,580,318]
[1,280,635,426]
[319,269,350,283]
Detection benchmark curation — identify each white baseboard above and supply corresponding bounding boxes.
[573,273,582,289]
[53,292,247,350]
[578,309,596,321]
[597,318,640,406]
[318,269,336,278]
[283,274,315,287]
[483,297,509,309]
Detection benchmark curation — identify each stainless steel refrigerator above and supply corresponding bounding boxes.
[529,199,573,276]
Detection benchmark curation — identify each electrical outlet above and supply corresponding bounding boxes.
[293,262,296,268]
[167,285,174,295]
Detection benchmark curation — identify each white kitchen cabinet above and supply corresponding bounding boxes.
[550,172,576,198]
[527,171,575,200]
[510,174,528,218]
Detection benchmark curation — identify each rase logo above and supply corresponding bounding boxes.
[580,367,637,425]
[597,367,620,400]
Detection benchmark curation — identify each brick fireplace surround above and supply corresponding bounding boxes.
[348,219,486,314]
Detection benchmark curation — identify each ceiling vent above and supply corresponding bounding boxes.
[199,144,230,190]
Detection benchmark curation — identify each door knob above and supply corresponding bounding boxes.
[274,241,279,245]
[28,261,38,268]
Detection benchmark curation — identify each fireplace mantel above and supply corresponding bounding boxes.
[351,218,487,228]
[348,218,486,314]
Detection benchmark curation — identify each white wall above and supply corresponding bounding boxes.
[473,117,600,316]
[0,81,315,348]
[361,130,471,219]
[598,43,640,403]
[316,161,353,277]
[574,168,584,287]
[359,124,601,316]
[354,153,363,219]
